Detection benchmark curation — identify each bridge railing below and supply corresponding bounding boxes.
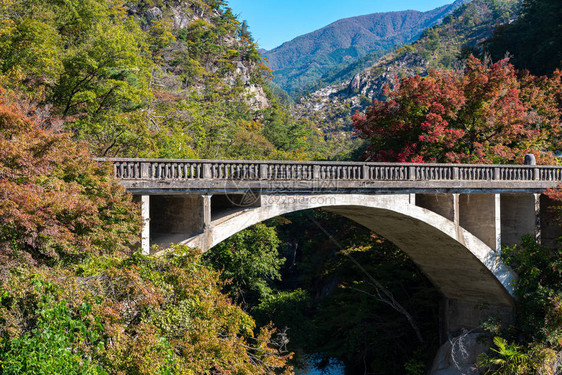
[96,158,562,182]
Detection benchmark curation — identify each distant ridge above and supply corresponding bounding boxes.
[293,0,520,143]
[262,0,471,95]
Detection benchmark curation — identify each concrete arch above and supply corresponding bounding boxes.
[177,193,516,307]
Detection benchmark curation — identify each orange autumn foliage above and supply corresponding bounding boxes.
[0,89,141,270]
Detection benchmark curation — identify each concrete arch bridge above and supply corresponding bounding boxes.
[101,158,561,355]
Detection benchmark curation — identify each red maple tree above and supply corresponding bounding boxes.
[353,56,561,164]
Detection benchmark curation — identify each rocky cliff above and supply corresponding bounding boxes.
[126,0,270,109]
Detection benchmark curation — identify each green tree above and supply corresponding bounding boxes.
[0,0,155,157]
[478,236,562,374]
[203,223,285,307]
[486,0,562,76]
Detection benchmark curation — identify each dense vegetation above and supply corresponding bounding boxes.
[486,0,562,76]
[0,89,292,373]
[477,237,561,374]
[0,0,338,161]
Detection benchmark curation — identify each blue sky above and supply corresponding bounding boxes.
[227,0,458,50]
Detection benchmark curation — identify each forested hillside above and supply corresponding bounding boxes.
[486,0,562,76]
[0,0,339,161]
[294,0,521,142]
[262,0,469,96]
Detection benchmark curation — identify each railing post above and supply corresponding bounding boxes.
[453,166,459,180]
[260,164,268,180]
[313,165,320,179]
[493,167,500,180]
[533,167,540,181]
[202,163,212,179]
[408,165,416,181]
[363,165,370,180]
[141,162,150,179]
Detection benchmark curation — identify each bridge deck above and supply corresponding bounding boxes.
[97,158,562,194]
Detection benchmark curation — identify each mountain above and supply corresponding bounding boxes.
[262,0,471,96]
[294,0,521,141]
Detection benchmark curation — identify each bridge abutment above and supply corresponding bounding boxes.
[439,298,514,342]
[144,195,208,253]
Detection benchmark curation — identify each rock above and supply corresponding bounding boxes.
[349,74,361,92]
[246,85,269,110]
[145,7,162,23]
[170,6,191,29]
[430,332,491,375]
[554,351,562,374]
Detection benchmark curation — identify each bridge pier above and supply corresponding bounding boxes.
[141,195,150,254]
[439,298,514,340]
[501,193,540,246]
[431,298,515,375]
[458,193,501,252]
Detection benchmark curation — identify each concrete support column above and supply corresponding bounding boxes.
[540,194,562,249]
[494,194,501,252]
[415,193,457,223]
[500,193,540,247]
[453,194,459,225]
[203,194,212,231]
[199,194,213,251]
[409,193,416,205]
[459,193,501,252]
[141,195,150,255]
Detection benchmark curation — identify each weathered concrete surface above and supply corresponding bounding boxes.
[439,299,513,339]
[501,193,539,246]
[459,194,501,252]
[541,195,562,249]
[174,193,516,307]
[122,178,557,196]
[417,193,457,222]
[149,195,205,250]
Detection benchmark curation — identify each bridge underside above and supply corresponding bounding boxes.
[141,192,533,305]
